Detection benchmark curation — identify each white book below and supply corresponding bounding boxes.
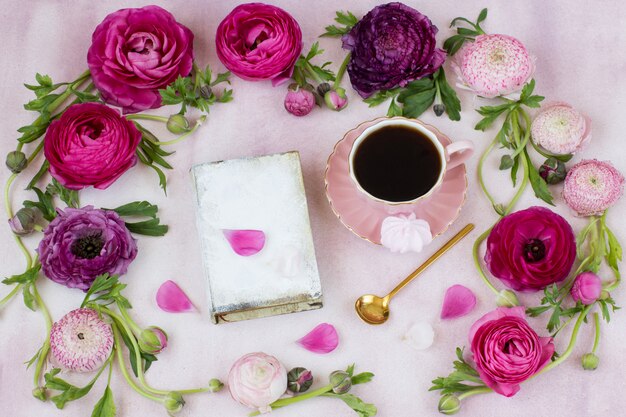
[191,151,323,324]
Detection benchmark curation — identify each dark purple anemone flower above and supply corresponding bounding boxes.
[342,2,446,97]
[37,206,137,291]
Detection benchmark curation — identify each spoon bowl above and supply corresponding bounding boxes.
[355,294,390,325]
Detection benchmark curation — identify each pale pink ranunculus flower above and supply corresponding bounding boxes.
[228,352,287,413]
[531,103,591,155]
[563,159,624,216]
[469,307,554,397]
[453,34,534,98]
[215,3,302,85]
[570,272,602,305]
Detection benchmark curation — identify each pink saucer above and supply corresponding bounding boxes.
[324,117,468,245]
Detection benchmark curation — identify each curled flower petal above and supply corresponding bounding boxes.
[440,285,477,319]
[223,229,266,256]
[156,280,195,313]
[296,323,339,354]
[380,214,432,253]
[403,321,435,351]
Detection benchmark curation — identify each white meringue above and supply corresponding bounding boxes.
[402,321,435,351]
[380,214,433,253]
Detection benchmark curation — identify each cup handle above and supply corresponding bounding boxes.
[445,140,474,170]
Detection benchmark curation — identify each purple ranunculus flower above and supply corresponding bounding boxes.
[87,5,194,114]
[37,206,137,291]
[485,206,576,292]
[341,2,446,98]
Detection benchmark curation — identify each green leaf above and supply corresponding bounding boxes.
[35,73,53,87]
[345,363,355,377]
[526,154,555,205]
[435,69,461,121]
[399,89,436,119]
[510,153,520,186]
[91,386,116,417]
[443,34,472,56]
[386,98,403,117]
[218,89,234,103]
[81,274,121,307]
[148,164,168,195]
[108,201,158,219]
[23,187,56,221]
[351,372,374,385]
[46,178,80,208]
[320,25,349,37]
[45,369,101,409]
[335,10,358,27]
[22,283,37,311]
[322,393,377,417]
[3,264,41,285]
[210,71,232,86]
[124,219,169,237]
[321,10,358,37]
[477,8,488,24]
[24,345,44,369]
[363,88,401,107]
[140,142,172,170]
[26,159,50,190]
[605,225,622,275]
[499,155,514,170]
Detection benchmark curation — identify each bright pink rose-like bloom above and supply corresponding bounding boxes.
[44,103,142,190]
[453,34,534,98]
[228,352,287,413]
[531,103,591,155]
[485,206,576,291]
[216,3,302,85]
[284,89,315,116]
[469,307,554,397]
[563,159,624,216]
[571,272,602,305]
[87,5,194,113]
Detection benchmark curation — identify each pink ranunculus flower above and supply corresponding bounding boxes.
[570,272,602,305]
[228,352,287,413]
[531,103,591,155]
[469,307,554,397]
[215,3,302,85]
[87,5,194,113]
[563,159,624,216]
[485,206,576,292]
[453,34,534,98]
[284,89,315,117]
[44,103,142,190]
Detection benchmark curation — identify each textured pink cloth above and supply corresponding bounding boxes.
[0,1,624,417]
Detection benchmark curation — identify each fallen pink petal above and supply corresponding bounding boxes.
[296,323,339,354]
[440,285,477,320]
[223,229,266,256]
[156,280,196,313]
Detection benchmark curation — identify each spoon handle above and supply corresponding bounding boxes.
[386,223,475,300]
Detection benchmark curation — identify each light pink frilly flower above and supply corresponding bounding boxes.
[531,103,591,155]
[228,352,287,413]
[563,159,624,216]
[453,34,534,98]
[50,308,114,372]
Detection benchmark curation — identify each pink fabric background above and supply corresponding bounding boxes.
[1,1,625,416]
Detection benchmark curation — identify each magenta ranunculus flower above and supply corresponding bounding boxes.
[87,5,194,113]
[453,34,534,98]
[563,159,624,216]
[531,103,591,155]
[469,307,554,397]
[37,206,137,291]
[570,272,602,305]
[44,103,142,190]
[342,2,445,98]
[485,206,576,291]
[216,3,302,85]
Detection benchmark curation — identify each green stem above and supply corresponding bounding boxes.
[32,281,52,388]
[118,303,143,336]
[27,140,46,164]
[476,136,499,211]
[333,53,351,89]
[472,226,499,295]
[457,386,492,400]
[591,312,601,354]
[158,116,206,146]
[0,283,22,309]
[112,323,163,402]
[249,384,333,416]
[538,305,593,375]
[125,114,170,123]
[4,174,33,267]
[304,62,324,85]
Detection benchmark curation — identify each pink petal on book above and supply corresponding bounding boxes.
[440,285,476,319]
[296,323,339,354]
[223,229,266,256]
[156,280,195,313]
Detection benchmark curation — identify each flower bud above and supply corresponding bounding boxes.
[582,353,599,370]
[8,207,38,236]
[438,394,461,415]
[199,85,213,99]
[496,289,520,307]
[324,88,348,111]
[600,290,610,300]
[433,103,446,117]
[284,89,315,117]
[163,391,185,415]
[287,367,313,393]
[167,114,191,134]
[208,378,224,393]
[539,157,567,185]
[6,151,27,173]
[571,272,602,305]
[32,386,47,401]
[138,326,168,354]
[317,82,331,96]
[329,370,352,394]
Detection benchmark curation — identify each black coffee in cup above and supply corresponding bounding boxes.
[352,125,442,202]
